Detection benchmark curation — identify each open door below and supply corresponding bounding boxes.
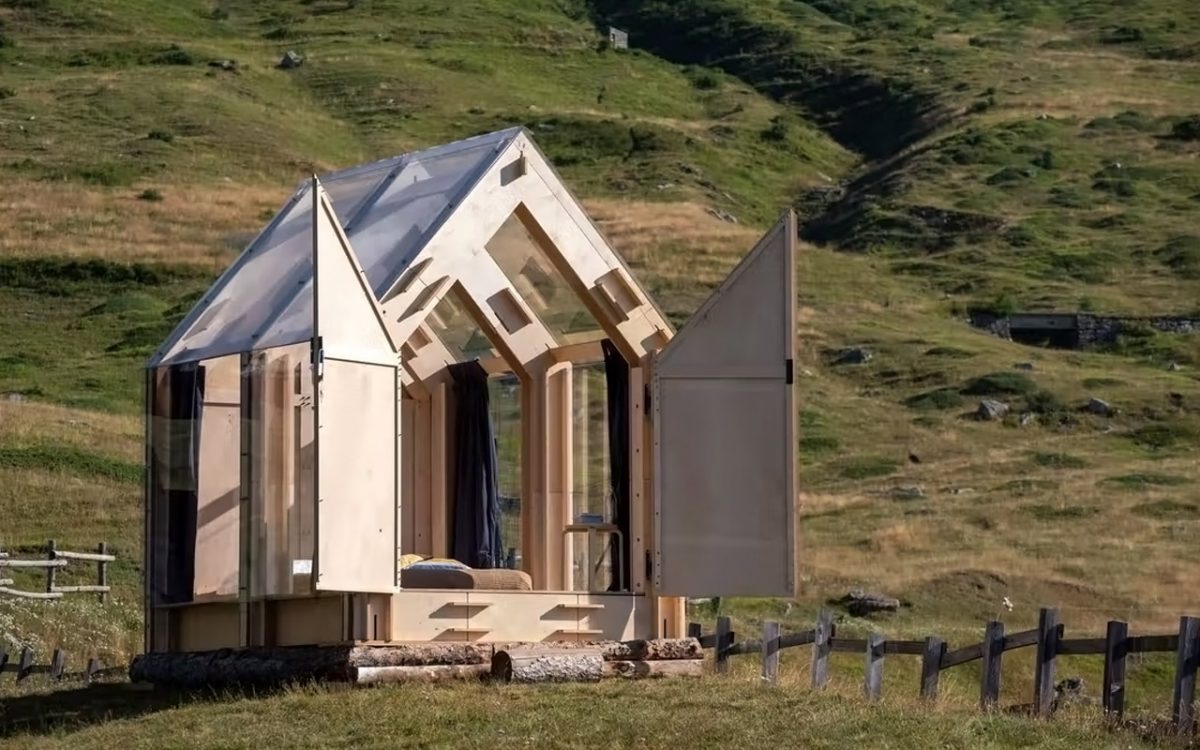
[653,211,797,598]
[311,180,401,593]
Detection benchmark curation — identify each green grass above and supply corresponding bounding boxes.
[0,678,1182,749]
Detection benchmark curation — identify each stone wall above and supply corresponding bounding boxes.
[969,312,1200,348]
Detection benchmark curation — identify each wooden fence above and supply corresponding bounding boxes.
[691,607,1200,734]
[0,646,124,684]
[0,540,113,602]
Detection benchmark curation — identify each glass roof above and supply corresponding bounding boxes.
[483,213,603,347]
[426,291,498,362]
[155,128,521,366]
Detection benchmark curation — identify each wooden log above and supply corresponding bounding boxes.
[1002,629,1039,652]
[491,650,603,684]
[45,540,56,594]
[599,638,703,662]
[50,649,66,680]
[864,633,884,702]
[347,644,491,667]
[920,637,945,700]
[727,630,814,656]
[830,638,869,653]
[353,664,489,686]
[762,621,780,683]
[50,585,112,594]
[811,609,834,690]
[17,647,33,682]
[1128,635,1179,653]
[1057,638,1107,655]
[883,640,926,656]
[0,587,63,600]
[941,642,984,668]
[0,559,68,568]
[981,620,1005,710]
[1033,608,1061,717]
[97,542,109,604]
[1172,616,1199,733]
[602,660,704,679]
[130,647,357,687]
[1103,620,1128,718]
[0,579,11,587]
[53,549,117,563]
[715,616,732,675]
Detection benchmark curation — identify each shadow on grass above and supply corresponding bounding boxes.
[0,681,288,738]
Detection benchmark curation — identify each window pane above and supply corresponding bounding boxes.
[427,291,496,361]
[484,213,604,346]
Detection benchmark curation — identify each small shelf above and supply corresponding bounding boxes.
[554,603,604,611]
[448,602,492,609]
[443,627,491,635]
[554,629,604,637]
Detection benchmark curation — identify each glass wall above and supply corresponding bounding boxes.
[147,342,316,610]
[570,362,613,590]
[488,373,522,569]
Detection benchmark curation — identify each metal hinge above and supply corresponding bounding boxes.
[785,358,794,385]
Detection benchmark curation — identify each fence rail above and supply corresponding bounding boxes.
[693,607,1200,734]
[0,540,113,602]
[0,646,124,684]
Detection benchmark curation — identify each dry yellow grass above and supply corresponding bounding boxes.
[0,400,140,462]
[0,181,288,266]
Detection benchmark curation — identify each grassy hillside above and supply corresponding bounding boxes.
[1,1,1199,743]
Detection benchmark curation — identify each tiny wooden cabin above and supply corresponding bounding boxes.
[144,128,797,652]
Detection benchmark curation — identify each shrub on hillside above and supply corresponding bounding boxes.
[961,372,1036,396]
[1170,115,1200,142]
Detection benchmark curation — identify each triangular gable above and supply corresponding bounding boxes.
[311,179,397,365]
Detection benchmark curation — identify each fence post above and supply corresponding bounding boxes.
[687,622,701,640]
[45,539,57,594]
[86,657,102,682]
[1103,620,1129,718]
[715,616,732,675]
[17,647,33,683]
[762,620,780,684]
[981,620,1005,710]
[1172,616,1199,734]
[811,609,833,690]
[97,542,109,604]
[50,649,66,680]
[864,633,884,702]
[1033,608,1061,717]
[920,636,945,700]
[0,648,7,676]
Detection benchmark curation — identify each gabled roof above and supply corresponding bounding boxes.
[151,127,671,371]
[152,128,521,367]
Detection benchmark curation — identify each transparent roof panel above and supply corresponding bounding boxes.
[156,128,520,366]
[427,291,497,361]
[484,213,603,346]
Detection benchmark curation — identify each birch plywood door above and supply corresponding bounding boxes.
[653,211,797,598]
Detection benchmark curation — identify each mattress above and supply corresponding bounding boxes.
[400,566,533,591]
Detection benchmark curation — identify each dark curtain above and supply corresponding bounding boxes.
[449,361,502,569]
[602,340,630,592]
[164,364,204,604]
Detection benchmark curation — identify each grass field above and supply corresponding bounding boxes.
[1,0,1199,746]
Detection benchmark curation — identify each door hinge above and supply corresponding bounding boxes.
[785,358,794,385]
[645,551,652,579]
[644,383,652,413]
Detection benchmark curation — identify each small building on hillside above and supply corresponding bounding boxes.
[608,26,629,50]
[142,127,797,655]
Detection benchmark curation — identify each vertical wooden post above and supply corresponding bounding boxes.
[17,647,33,683]
[715,615,732,675]
[981,620,1005,710]
[864,633,884,702]
[1033,608,1061,717]
[86,657,101,682]
[1172,616,1199,734]
[687,622,701,640]
[811,609,834,690]
[50,649,65,680]
[97,542,109,604]
[0,648,8,676]
[1103,620,1128,718]
[762,620,780,684]
[920,636,945,700]
[45,539,57,594]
